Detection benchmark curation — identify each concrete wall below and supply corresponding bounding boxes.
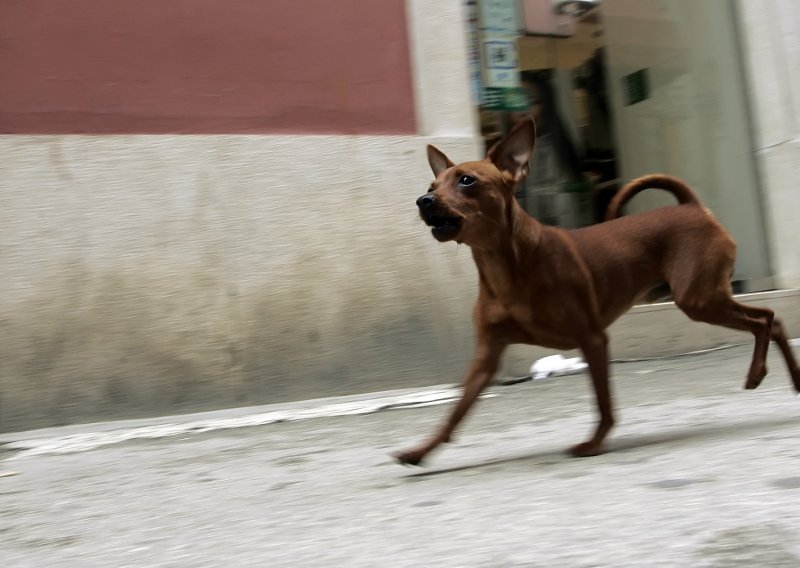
[737,0,800,289]
[0,0,483,432]
[0,134,484,432]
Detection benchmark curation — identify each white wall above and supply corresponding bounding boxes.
[602,0,771,287]
[737,0,800,289]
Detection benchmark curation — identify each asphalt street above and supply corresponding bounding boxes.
[2,344,800,567]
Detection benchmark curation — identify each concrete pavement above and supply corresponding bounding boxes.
[2,344,800,567]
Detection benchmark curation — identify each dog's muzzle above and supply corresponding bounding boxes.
[416,194,462,242]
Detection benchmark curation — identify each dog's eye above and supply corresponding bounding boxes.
[458,175,476,187]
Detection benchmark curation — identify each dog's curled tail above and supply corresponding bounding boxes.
[605,174,702,221]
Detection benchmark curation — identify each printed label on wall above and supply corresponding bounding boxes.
[475,0,521,107]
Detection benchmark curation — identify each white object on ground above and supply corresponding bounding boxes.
[3,387,494,459]
[530,354,588,380]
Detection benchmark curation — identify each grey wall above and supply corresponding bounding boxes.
[737,0,800,289]
[0,135,482,432]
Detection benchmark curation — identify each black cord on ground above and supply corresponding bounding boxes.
[495,343,742,387]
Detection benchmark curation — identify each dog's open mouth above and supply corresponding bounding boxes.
[426,214,462,242]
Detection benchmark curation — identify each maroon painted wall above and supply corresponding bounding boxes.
[0,0,416,134]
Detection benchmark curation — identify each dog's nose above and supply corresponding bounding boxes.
[416,194,434,210]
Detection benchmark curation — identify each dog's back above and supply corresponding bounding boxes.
[566,198,735,327]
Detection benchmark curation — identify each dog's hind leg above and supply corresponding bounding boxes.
[769,317,800,392]
[669,245,775,390]
[674,285,800,392]
[733,302,774,389]
[570,331,615,457]
[674,288,773,389]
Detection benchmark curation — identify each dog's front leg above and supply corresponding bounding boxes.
[570,332,615,457]
[393,341,505,466]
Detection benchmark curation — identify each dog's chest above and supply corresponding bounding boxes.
[481,298,576,349]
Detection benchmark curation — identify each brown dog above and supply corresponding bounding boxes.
[394,117,800,466]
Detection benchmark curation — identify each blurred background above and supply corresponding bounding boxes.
[1,0,799,433]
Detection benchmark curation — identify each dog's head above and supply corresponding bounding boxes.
[416,118,536,247]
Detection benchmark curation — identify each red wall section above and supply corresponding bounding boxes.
[0,0,416,134]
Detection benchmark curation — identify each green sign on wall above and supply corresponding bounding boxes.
[482,86,530,112]
[624,69,650,106]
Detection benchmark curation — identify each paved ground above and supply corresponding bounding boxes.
[2,344,800,567]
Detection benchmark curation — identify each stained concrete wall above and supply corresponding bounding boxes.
[0,134,482,432]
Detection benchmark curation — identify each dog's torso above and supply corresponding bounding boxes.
[569,204,735,323]
[472,203,734,350]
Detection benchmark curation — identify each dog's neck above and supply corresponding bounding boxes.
[471,198,542,300]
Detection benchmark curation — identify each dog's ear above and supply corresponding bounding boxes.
[487,118,537,184]
[427,145,455,177]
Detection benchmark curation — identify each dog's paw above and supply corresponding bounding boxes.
[567,441,605,458]
[743,363,768,390]
[392,448,426,467]
[744,372,767,390]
